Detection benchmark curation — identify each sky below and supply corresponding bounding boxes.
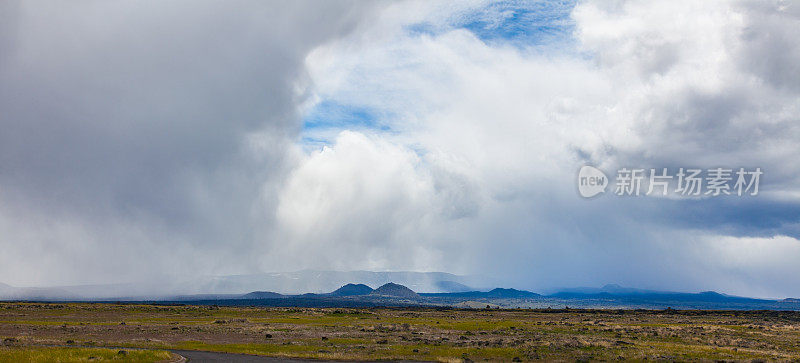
[1,0,799,298]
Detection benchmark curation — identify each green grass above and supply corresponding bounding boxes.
[173,341,327,354]
[0,320,118,327]
[123,340,329,356]
[128,340,524,361]
[387,344,522,361]
[0,347,172,363]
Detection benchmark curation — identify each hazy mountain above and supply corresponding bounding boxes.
[485,288,541,298]
[421,288,540,299]
[0,282,78,301]
[0,283,13,295]
[3,277,798,311]
[240,291,283,299]
[186,270,480,295]
[434,280,473,293]
[0,270,484,300]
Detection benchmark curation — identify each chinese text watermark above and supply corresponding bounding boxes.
[578,166,762,198]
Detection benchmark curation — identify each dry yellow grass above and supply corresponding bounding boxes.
[0,346,172,363]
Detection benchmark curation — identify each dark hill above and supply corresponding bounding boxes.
[331,283,373,296]
[371,282,420,299]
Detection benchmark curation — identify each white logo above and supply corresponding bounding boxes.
[578,165,608,198]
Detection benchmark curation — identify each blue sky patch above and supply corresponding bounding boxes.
[303,100,386,130]
[304,1,580,146]
[407,0,577,49]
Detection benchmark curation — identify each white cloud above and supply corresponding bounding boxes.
[278,0,800,297]
[2,0,799,298]
[271,131,455,272]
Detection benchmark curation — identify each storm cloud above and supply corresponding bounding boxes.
[0,0,379,285]
[1,0,799,299]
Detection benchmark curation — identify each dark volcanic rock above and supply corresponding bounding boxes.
[371,282,420,299]
[331,283,374,296]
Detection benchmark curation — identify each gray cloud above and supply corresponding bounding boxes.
[737,0,800,92]
[0,0,379,285]
[2,0,800,300]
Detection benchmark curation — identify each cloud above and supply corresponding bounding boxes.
[2,0,799,299]
[0,0,380,285]
[282,0,800,297]
[271,131,448,272]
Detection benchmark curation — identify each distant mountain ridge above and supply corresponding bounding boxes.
[486,288,541,298]
[422,288,540,299]
[2,277,799,311]
[151,282,800,311]
[241,291,282,299]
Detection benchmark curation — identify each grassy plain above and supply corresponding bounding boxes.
[1,303,799,361]
[0,346,172,362]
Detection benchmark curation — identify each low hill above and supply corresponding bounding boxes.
[371,283,420,299]
[331,283,373,296]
